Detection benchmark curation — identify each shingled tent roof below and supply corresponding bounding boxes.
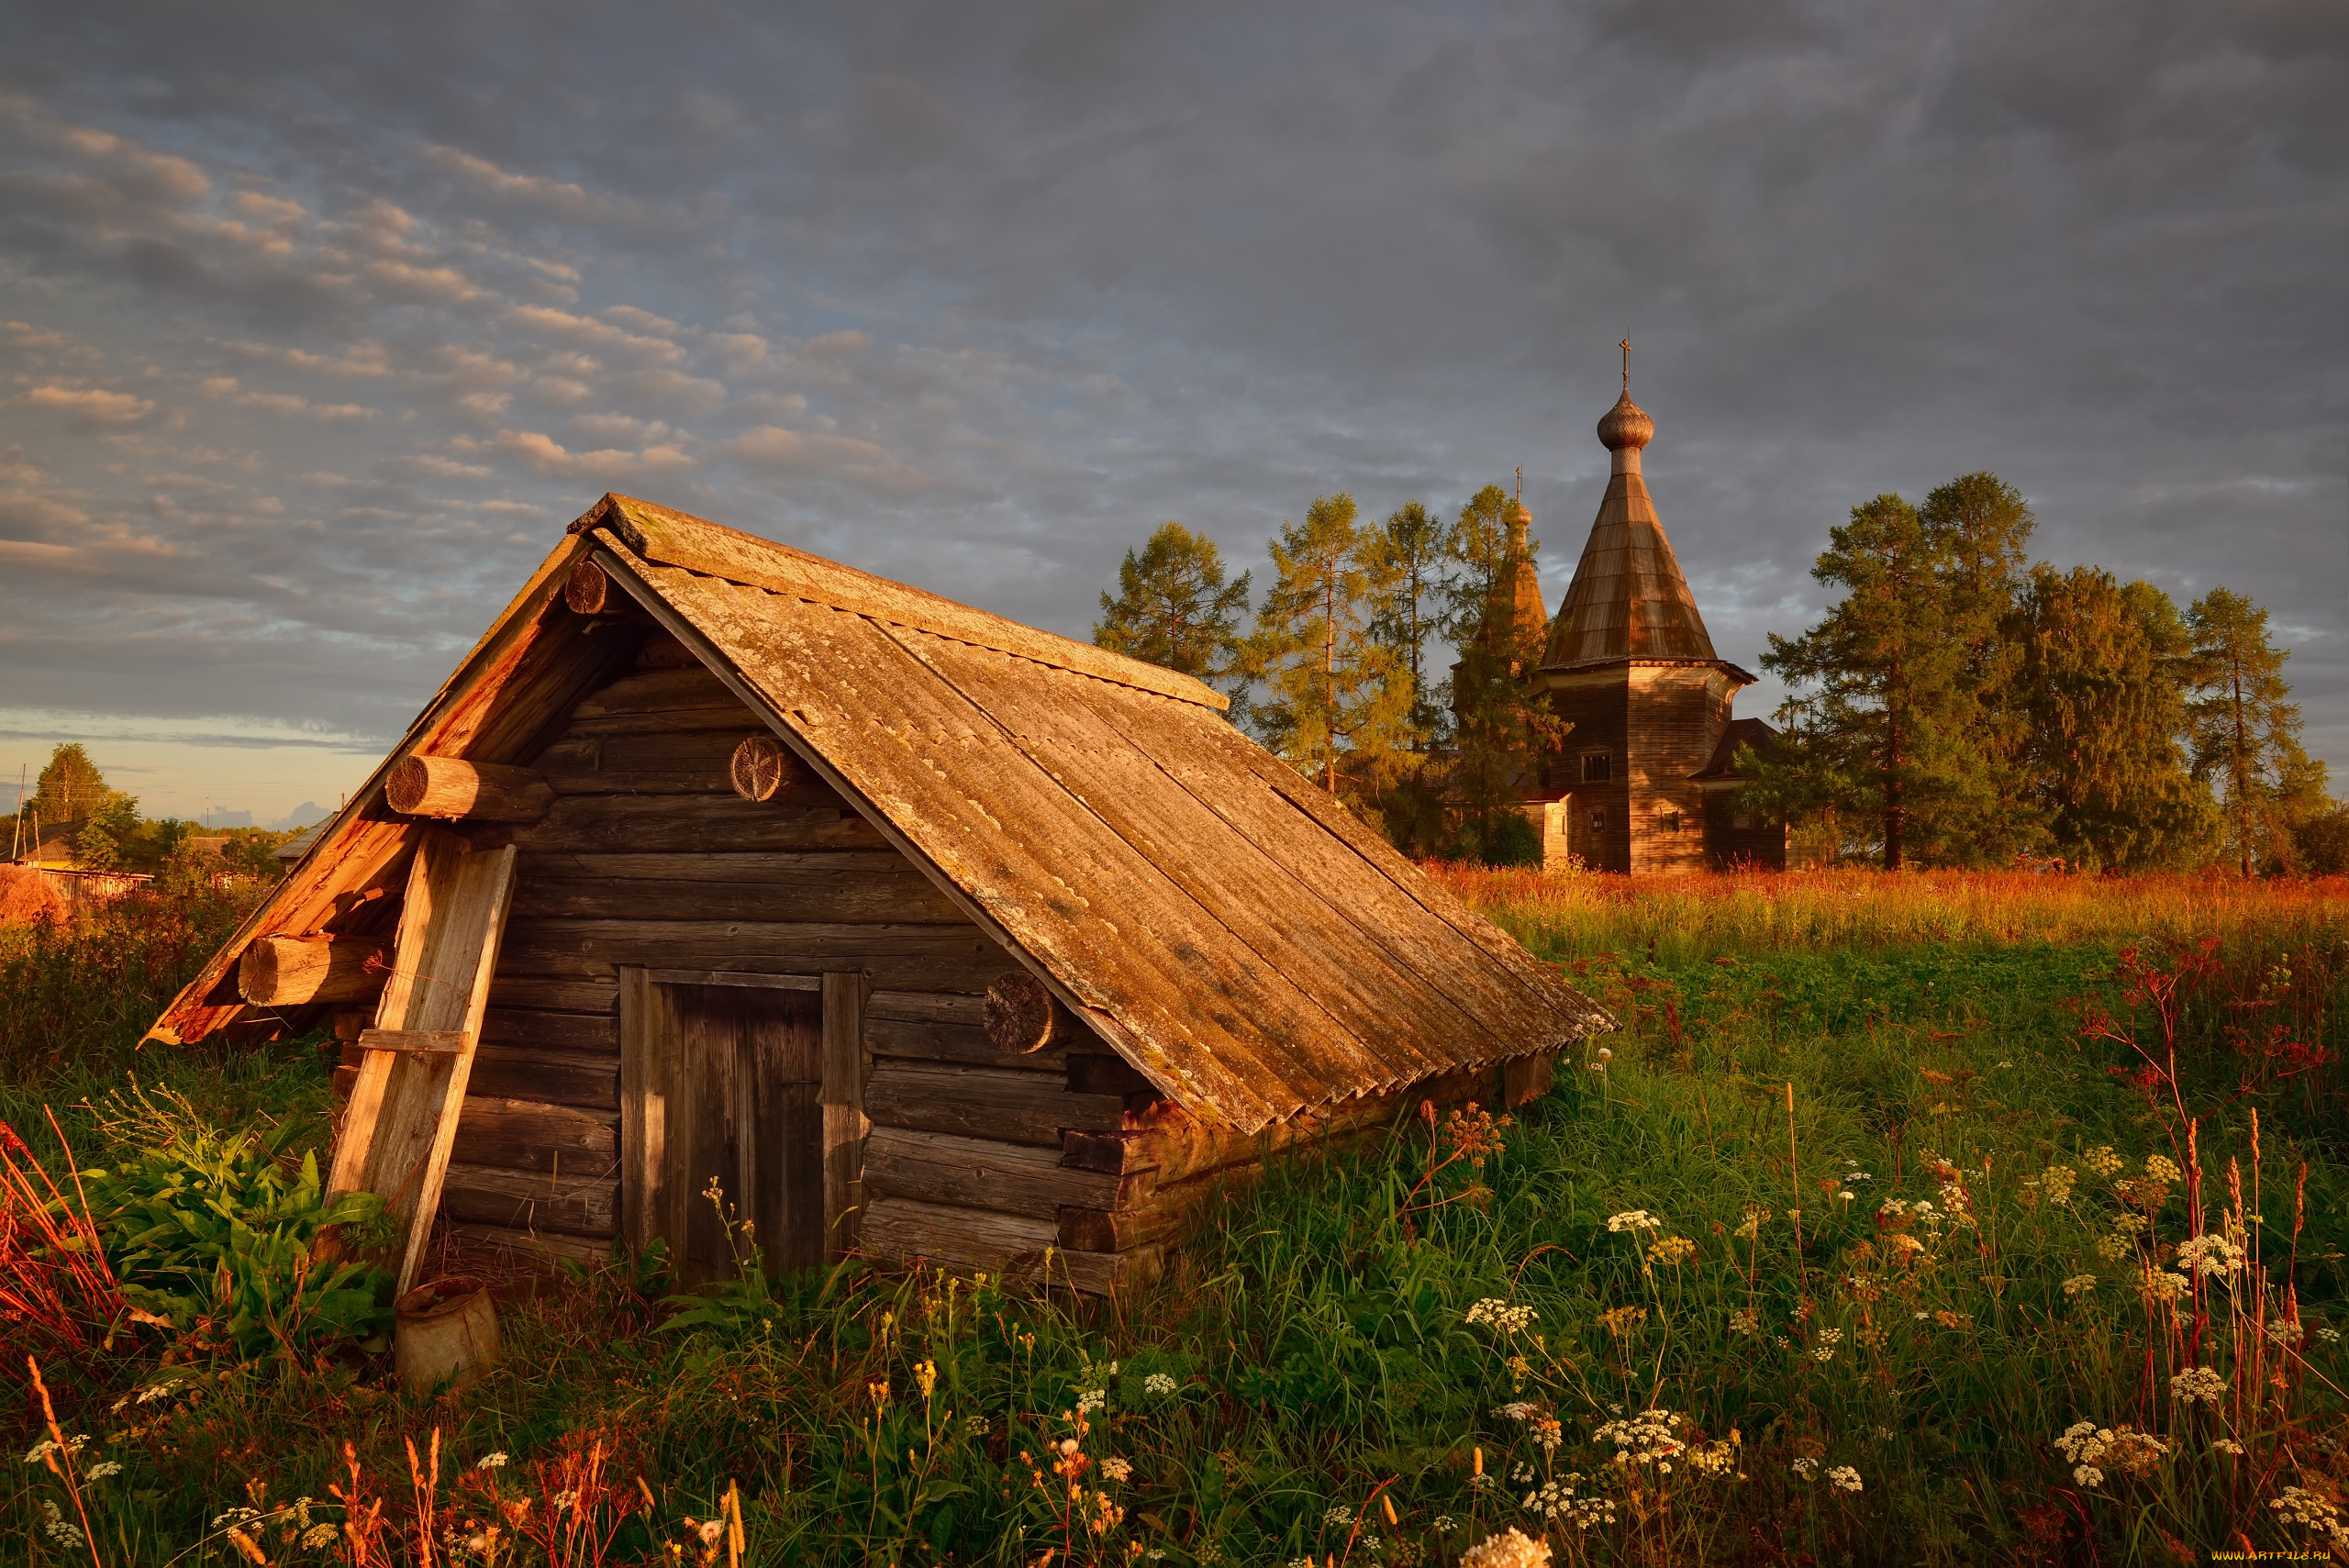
[1542,389,1731,673]
[150,494,1609,1134]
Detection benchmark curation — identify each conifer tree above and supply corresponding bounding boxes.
[1093,522,1252,694]
[1364,499,1454,751]
[2185,587,2317,875]
[2009,565,2219,869]
[1245,494,1411,797]
[1443,483,1564,862]
[1761,474,2043,869]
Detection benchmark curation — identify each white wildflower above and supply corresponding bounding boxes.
[1791,1455,1817,1479]
[40,1499,83,1549]
[2074,1464,2105,1488]
[2214,1439,2245,1456]
[1076,1389,1108,1416]
[84,1460,122,1480]
[1144,1372,1179,1396]
[1101,1457,1133,1483]
[475,1451,510,1470]
[1593,1408,1687,1469]
[2320,1326,2343,1344]
[1324,1504,1355,1527]
[302,1523,340,1549]
[1827,1464,1862,1494]
[2175,1234,2244,1278]
[2267,1318,2306,1348]
[1606,1209,1661,1233]
[1465,1298,1538,1332]
[2172,1366,2228,1406]
[1459,1526,1552,1568]
[1497,1402,1539,1421]
[2062,1273,2099,1297]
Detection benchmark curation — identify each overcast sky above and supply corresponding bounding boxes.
[3,0,2342,825]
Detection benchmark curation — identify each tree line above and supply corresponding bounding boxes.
[9,743,288,878]
[1753,473,2341,874]
[1092,472,2344,874]
[1091,484,1558,862]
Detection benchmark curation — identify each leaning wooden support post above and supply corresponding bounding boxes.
[984,968,1076,1055]
[328,828,521,1296]
[238,933,387,1006]
[384,756,553,823]
[819,970,871,1257]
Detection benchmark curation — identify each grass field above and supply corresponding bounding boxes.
[6,868,2348,1565]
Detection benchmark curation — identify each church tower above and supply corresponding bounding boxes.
[1530,349,1785,873]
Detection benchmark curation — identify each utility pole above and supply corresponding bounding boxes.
[9,764,22,861]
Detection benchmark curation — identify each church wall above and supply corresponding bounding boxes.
[1541,670,1630,873]
[1625,666,1730,875]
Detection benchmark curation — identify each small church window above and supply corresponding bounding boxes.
[1661,809,1682,833]
[1582,751,1612,784]
[1589,809,1606,833]
[1732,807,1759,831]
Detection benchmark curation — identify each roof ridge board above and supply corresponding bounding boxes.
[584,493,1230,715]
[878,620,1471,1099]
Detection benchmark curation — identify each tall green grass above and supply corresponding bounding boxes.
[7,872,2349,1564]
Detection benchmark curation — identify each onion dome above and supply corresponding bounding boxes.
[1596,391,1653,453]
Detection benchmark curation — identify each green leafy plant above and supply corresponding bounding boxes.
[77,1086,394,1363]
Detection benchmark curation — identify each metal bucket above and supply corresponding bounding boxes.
[394,1276,499,1394]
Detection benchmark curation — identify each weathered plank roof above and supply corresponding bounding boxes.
[151,494,1610,1133]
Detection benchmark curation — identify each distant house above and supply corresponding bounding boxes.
[150,495,1611,1293]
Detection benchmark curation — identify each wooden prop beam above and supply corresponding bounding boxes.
[328,828,520,1295]
[238,934,387,1007]
[384,756,553,823]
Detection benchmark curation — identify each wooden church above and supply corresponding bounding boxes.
[1515,358,1787,874]
[148,495,1610,1294]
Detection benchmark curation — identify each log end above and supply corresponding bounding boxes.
[384,755,430,816]
[984,968,1057,1054]
[729,735,791,803]
[563,559,610,616]
[236,939,281,1005]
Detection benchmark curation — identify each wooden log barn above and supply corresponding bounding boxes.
[148,495,1613,1296]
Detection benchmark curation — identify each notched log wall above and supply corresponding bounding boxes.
[413,628,1562,1288]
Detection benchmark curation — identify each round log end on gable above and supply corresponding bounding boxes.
[985,968,1059,1054]
[384,755,432,816]
[563,560,610,616]
[729,735,791,803]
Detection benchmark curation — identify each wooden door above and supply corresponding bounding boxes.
[623,979,826,1280]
